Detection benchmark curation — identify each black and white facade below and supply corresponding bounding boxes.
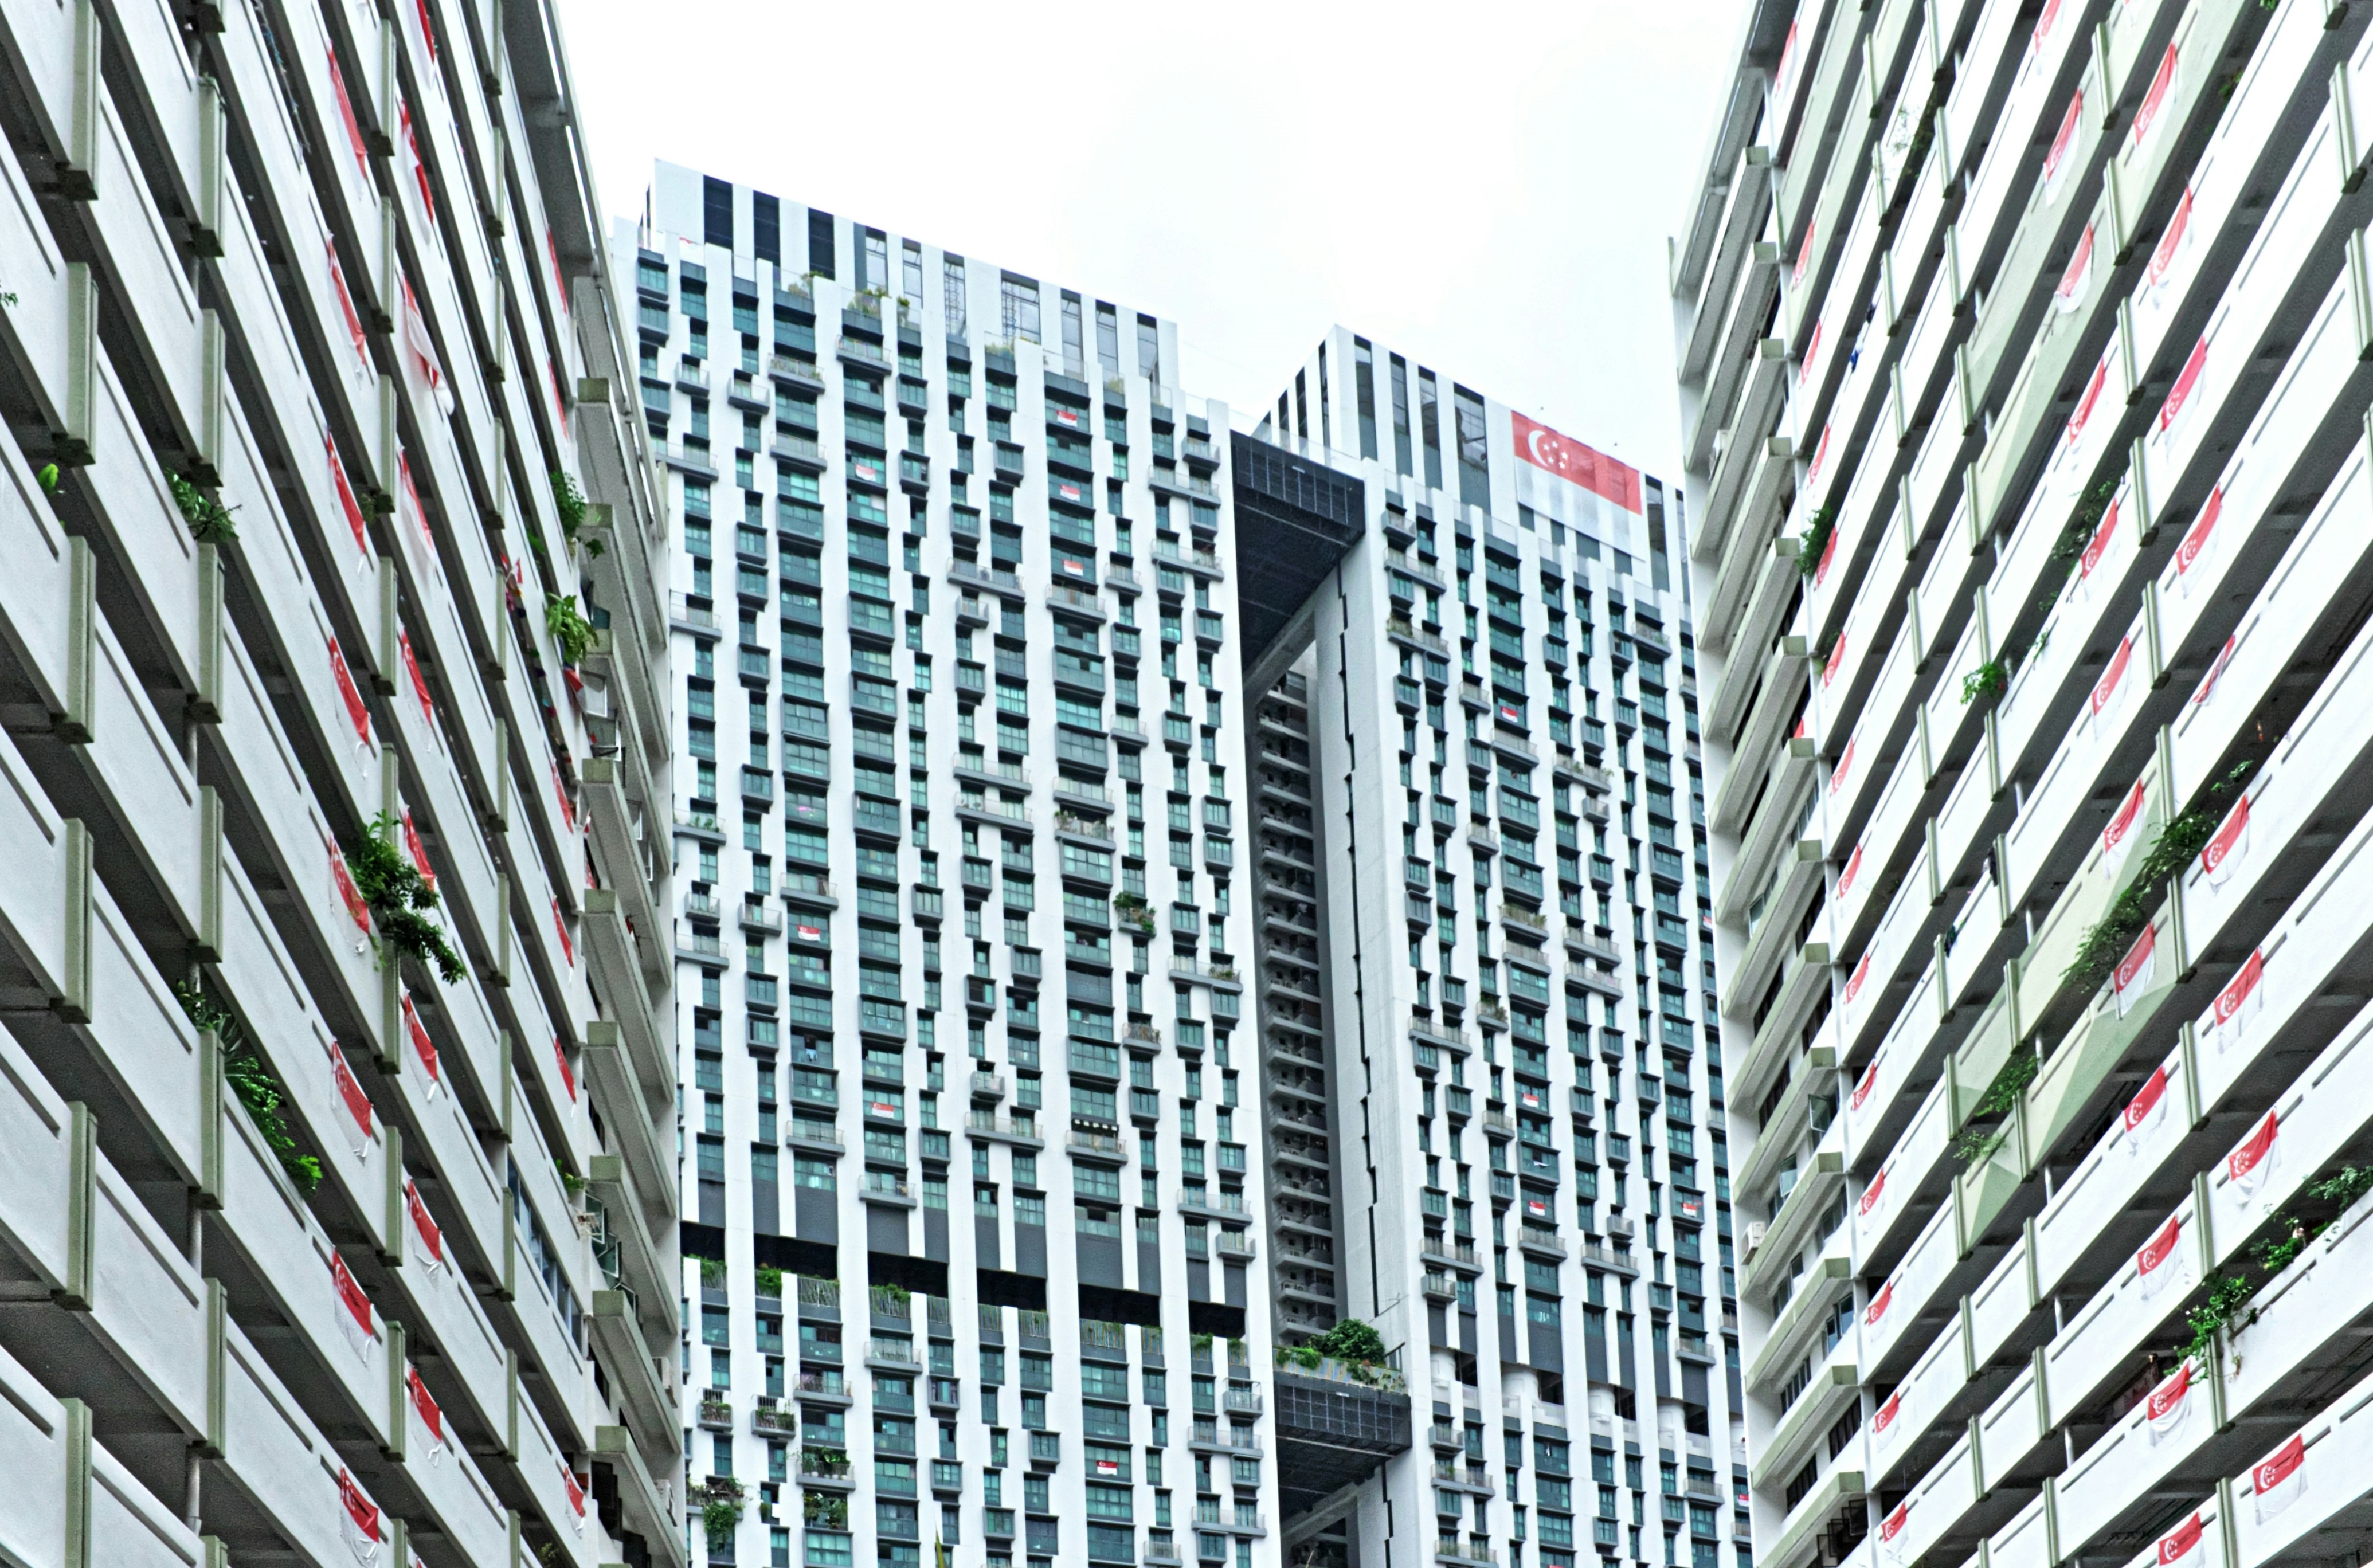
[627,162,1276,1568]
[1245,332,1749,1568]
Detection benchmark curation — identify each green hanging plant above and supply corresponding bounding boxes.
[175,982,323,1194]
[2178,1274,2258,1363]
[549,469,604,558]
[1951,1052,2039,1165]
[167,472,240,544]
[350,812,466,983]
[1960,660,2010,706]
[544,592,596,665]
[755,1264,785,1297]
[2061,763,2255,995]
[1795,505,1838,579]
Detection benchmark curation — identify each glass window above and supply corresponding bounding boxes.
[1000,276,1041,343]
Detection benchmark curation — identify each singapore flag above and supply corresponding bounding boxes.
[2228,1110,2280,1208]
[2113,922,2157,1017]
[2089,636,2136,735]
[2156,1515,2203,1568]
[2201,951,2266,1055]
[2135,1213,2187,1300]
[2143,187,2198,319]
[2250,1433,2307,1520]
[2175,488,2225,597]
[2202,793,2251,888]
[2101,778,2148,874]
[339,1471,384,1566]
[2157,335,2210,452]
[1879,1503,1912,1565]
[2120,1066,2171,1153]
[2144,1359,2194,1441]
[1510,411,1644,542]
[1873,1390,1905,1447]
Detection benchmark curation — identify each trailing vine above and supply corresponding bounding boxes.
[167,472,239,544]
[1951,1051,2040,1165]
[2178,1163,2373,1362]
[2061,763,2254,995]
[2051,477,2124,568]
[1795,505,1838,579]
[175,982,323,1194]
[351,812,466,983]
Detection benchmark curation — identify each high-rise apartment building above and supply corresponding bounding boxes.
[1678,12,2373,1568]
[0,2,676,1568]
[1247,334,1747,1568]
[626,164,1277,1568]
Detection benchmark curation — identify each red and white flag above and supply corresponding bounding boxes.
[2202,951,2266,1055]
[1859,1166,1888,1220]
[2229,1109,2280,1204]
[2054,224,2096,315]
[1800,320,1824,385]
[2121,1066,2171,1151]
[2114,923,2157,1017]
[408,1366,447,1462]
[2192,634,2238,708]
[329,435,370,561]
[562,1463,588,1535]
[2156,1515,2203,1567]
[1823,628,1849,690]
[325,49,370,177]
[2132,45,2178,152]
[2250,1433,2306,1520]
[400,630,436,734]
[1874,1389,1904,1445]
[331,845,373,943]
[1879,1502,1912,1564]
[2175,489,2225,596]
[1844,951,1874,1012]
[554,764,578,836]
[2056,351,2112,500]
[401,99,434,222]
[339,1470,384,1565]
[329,636,373,750]
[1838,844,1866,905]
[1773,21,1801,103]
[1851,1054,1881,1113]
[1793,221,1818,292]
[2041,91,2085,206]
[2030,0,2066,58]
[401,993,441,1092]
[1830,738,1857,800]
[2145,1347,2192,1433]
[401,810,436,893]
[1806,424,1834,492]
[331,1043,375,1159]
[1509,411,1644,535]
[2202,793,2250,888]
[2136,1212,2186,1300]
[2074,498,2123,602]
[2158,336,2209,451]
[330,1252,375,1363]
[398,454,437,583]
[2144,187,2197,317]
[1815,513,1842,589]
[555,1037,577,1102]
[405,1178,445,1276]
[401,277,455,416]
[553,899,574,969]
[2090,636,2136,733]
[327,244,372,384]
[2102,778,2148,873]
[1866,1279,1894,1327]
[2144,1360,2194,1440]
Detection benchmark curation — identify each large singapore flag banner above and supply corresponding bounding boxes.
[1511,410,1644,543]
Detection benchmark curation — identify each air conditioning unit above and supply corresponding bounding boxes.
[1743,1221,1768,1258]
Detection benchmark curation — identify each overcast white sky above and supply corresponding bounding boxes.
[558,0,1753,481]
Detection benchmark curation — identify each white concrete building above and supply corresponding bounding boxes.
[1247,333,1748,1568]
[1675,11,2373,1568]
[625,162,1277,1568]
[0,0,678,1566]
